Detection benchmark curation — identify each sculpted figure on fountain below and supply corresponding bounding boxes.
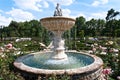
[54,3,62,16]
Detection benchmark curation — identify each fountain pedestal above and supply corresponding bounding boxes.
[52,31,67,59]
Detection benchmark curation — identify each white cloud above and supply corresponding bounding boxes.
[43,1,49,8]
[0,14,12,26]
[62,9,71,17]
[48,0,74,6]
[0,10,4,13]
[59,9,85,19]
[13,0,49,12]
[92,0,109,7]
[101,0,108,4]
[92,1,100,7]
[6,8,35,22]
[76,13,86,18]
[87,12,107,20]
[62,9,86,19]
[71,12,107,21]
[91,12,106,18]
[71,13,86,19]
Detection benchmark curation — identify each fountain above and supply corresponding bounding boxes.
[14,3,103,80]
[40,4,75,60]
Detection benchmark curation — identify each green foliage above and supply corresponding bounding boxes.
[104,8,120,37]
[75,41,91,50]
[75,16,86,37]
[78,30,84,40]
[0,9,120,39]
[115,29,120,37]
[0,51,25,80]
[106,8,119,21]
[1,20,50,43]
[97,51,120,79]
[0,50,71,80]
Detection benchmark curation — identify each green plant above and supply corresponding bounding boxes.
[0,51,26,80]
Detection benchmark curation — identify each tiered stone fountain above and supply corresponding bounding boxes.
[40,17,75,60]
[14,3,103,80]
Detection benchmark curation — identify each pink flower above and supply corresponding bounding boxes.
[102,68,111,75]
[117,76,120,80]
[6,43,13,49]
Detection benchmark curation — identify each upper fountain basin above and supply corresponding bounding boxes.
[40,16,75,32]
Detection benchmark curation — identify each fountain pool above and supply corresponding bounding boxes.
[17,52,94,70]
[14,51,103,80]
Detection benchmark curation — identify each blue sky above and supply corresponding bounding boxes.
[0,0,120,26]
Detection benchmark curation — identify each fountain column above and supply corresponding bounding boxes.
[52,30,67,59]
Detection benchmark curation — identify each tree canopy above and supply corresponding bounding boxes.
[0,8,120,42]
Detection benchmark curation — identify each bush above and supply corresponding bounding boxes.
[0,51,25,80]
[96,52,120,79]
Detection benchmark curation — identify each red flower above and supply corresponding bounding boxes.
[102,68,111,75]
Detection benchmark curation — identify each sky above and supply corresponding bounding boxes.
[0,0,120,26]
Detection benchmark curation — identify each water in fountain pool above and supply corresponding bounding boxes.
[22,52,94,70]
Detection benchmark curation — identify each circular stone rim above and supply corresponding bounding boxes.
[13,51,103,75]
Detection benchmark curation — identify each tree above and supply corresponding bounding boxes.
[106,8,119,21]
[8,21,20,37]
[75,16,86,37]
[85,19,98,36]
[105,8,120,37]
[79,30,84,40]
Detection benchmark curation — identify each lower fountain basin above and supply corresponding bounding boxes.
[14,51,103,80]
